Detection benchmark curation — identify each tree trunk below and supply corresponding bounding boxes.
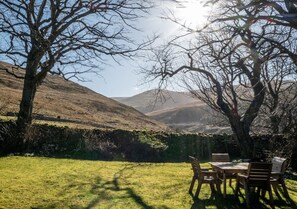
[15,69,37,149]
[235,130,254,159]
[230,119,254,159]
[270,115,280,134]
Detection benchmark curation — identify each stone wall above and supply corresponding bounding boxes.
[0,122,295,170]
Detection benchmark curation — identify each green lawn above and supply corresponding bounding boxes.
[0,156,296,209]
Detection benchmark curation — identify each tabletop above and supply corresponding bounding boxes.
[209,162,249,172]
[209,162,249,198]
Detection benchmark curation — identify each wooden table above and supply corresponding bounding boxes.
[209,162,249,198]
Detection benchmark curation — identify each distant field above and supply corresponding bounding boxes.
[0,157,296,209]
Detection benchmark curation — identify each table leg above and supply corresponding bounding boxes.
[223,172,226,198]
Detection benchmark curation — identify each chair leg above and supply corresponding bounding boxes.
[243,183,250,208]
[195,181,203,198]
[280,178,289,198]
[256,187,261,202]
[268,189,274,209]
[271,182,282,200]
[189,176,196,194]
[216,180,221,194]
[229,179,232,187]
[235,181,239,196]
[210,183,215,193]
[261,189,266,198]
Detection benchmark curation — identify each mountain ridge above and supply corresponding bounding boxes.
[0,62,169,131]
[113,89,231,134]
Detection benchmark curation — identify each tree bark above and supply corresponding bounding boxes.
[230,120,254,159]
[17,76,37,128]
[15,66,38,149]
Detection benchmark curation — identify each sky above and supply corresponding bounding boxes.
[75,0,211,98]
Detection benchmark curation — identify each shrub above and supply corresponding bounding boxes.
[0,121,296,171]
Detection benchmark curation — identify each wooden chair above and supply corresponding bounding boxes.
[270,157,289,199]
[235,162,274,208]
[188,156,221,198]
[212,153,230,162]
[211,153,235,186]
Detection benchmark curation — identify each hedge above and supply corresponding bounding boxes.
[0,121,296,171]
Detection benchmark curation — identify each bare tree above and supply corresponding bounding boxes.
[208,0,297,133]
[255,55,297,134]
[144,0,290,158]
[236,0,297,27]
[204,0,297,69]
[0,0,154,146]
[203,0,297,26]
[243,0,297,69]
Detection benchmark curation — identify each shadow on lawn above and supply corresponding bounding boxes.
[190,190,297,209]
[86,164,154,209]
[190,193,241,209]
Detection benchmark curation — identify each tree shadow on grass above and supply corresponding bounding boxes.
[190,190,297,209]
[32,163,297,209]
[86,164,154,209]
[190,192,243,209]
[86,170,297,209]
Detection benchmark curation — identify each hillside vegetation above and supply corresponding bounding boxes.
[114,90,231,133]
[0,62,168,131]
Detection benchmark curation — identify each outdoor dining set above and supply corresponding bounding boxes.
[188,153,289,208]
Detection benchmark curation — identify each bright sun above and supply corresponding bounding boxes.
[174,0,210,28]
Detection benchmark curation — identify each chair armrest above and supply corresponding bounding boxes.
[270,177,278,182]
[201,170,217,174]
[237,173,248,179]
[201,170,220,179]
[236,173,248,184]
[271,172,283,180]
[271,172,282,176]
[201,168,210,171]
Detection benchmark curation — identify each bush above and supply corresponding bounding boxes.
[0,121,296,171]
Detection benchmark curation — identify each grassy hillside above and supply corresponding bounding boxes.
[115,89,199,113]
[1,156,296,209]
[114,89,230,133]
[0,62,168,131]
[148,105,231,133]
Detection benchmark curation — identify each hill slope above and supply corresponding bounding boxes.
[0,62,168,131]
[113,90,231,133]
[115,90,199,113]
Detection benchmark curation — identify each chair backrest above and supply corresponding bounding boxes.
[247,162,272,187]
[212,153,230,162]
[189,156,202,176]
[271,157,287,174]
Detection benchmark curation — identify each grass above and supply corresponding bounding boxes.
[0,116,103,130]
[0,65,168,132]
[0,157,296,209]
[0,116,15,121]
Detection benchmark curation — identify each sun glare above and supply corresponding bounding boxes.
[174,0,211,28]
